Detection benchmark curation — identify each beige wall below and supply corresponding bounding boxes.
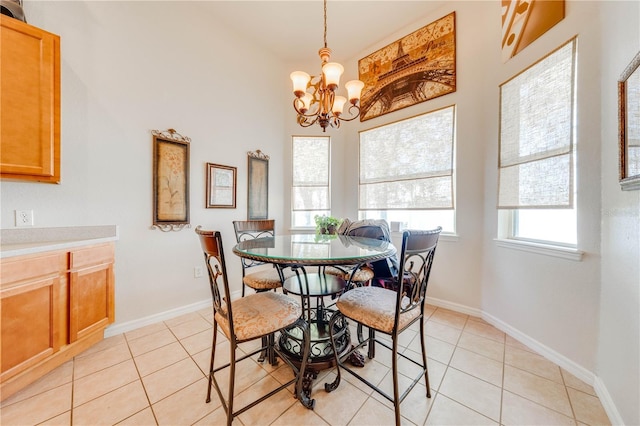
[1,1,638,424]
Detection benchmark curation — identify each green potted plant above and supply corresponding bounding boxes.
[314,215,342,235]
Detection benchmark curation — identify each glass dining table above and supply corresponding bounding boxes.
[232,233,397,384]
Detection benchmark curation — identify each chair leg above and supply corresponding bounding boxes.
[367,327,376,359]
[206,322,218,403]
[227,340,237,426]
[420,318,431,398]
[392,335,401,426]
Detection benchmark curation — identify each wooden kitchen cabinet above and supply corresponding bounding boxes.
[0,16,61,183]
[0,243,115,400]
[69,244,115,342]
[0,252,67,382]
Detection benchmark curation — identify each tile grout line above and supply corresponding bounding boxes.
[123,327,159,425]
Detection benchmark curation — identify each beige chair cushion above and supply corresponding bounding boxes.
[344,266,374,283]
[325,266,374,284]
[336,286,419,334]
[323,266,346,276]
[243,268,294,290]
[215,292,302,341]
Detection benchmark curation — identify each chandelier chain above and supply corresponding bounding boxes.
[323,0,327,48]
[289,0,363,131]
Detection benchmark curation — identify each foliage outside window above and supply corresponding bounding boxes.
[358,106,456,233]
[292,136,330,228]
[498,38,577,246]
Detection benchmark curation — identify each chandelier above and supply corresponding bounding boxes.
[290,0,364,132]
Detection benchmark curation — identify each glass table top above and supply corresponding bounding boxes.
[233,234,396,266]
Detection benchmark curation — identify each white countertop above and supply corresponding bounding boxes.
[1,225,118,258]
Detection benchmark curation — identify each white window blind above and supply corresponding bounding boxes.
[359,106,455,210]
[498,39,576,209]
[292,136,330,227]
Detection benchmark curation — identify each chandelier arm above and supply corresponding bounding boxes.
[298,115,320,128]
[292,99,323,118]
[334,109,361,122]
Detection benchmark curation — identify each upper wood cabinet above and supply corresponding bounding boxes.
[0,16,60,183]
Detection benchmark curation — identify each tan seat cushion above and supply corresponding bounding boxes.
[323,266,346,276]
[336,286,419,334]
[243,268,294,290]
[344,266,374,283]
[215,292,302,341]
[325,266,373,283]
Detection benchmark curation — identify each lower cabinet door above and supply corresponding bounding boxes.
[1,275,62,381]
[69,261,114,343]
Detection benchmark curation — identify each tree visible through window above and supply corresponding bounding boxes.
[291,136,330,228]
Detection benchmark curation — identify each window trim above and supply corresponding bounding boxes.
[494,238,584,261]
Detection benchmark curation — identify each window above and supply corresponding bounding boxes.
[358,106,455,233]
[498,39,577,246]
[291,136,330,228]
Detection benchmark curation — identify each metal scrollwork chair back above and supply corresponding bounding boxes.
[195,226,314,425]
[324,227,442,426]
[232,220,293,297]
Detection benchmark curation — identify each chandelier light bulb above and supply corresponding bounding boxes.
[290,71,311,98]
[322,62,344,90]
[345,80,365,104]
[300,92,314,113]
[332,96,347,115]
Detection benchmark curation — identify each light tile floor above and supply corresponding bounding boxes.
[1,305,611,425]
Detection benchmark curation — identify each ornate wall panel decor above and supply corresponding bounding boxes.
[358,12,456,122]
[247,150,269,220]
[151,129,190,232]
[501,0,565,62]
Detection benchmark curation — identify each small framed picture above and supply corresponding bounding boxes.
[206,163,237,208]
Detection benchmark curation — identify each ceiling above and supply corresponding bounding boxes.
[196,1,447,65]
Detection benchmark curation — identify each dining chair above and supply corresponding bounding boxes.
[325,218,398,287]
[232,220,294,297]
[324,227,442,426]
[195,227,315,426]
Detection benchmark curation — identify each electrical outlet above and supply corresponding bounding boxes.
[15,210,34,227]
[194,266,204,278]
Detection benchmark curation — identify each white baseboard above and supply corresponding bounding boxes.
[481,311,594,385]
[593,376,625,425]
[426,295,483,317]
[104,289,241,337]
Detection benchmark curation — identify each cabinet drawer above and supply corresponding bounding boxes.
[70,244,114,269]
[0,252,65,287]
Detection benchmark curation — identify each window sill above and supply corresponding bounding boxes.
[494,238,584,261]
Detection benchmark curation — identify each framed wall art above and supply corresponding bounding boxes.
[619,51,640,191]
[151,129,190,231]
[206,163,237,208]
[358,12,456,122]
[247,150,269,220]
